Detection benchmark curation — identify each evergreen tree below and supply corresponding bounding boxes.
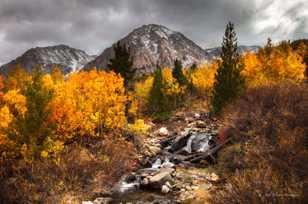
[188,63,197,93]
[189,63,197,73]
[11,66,54,157]
[172,59,188,87]
[148,66,168,114]
[108,41,136,90]
[211,22,244,115]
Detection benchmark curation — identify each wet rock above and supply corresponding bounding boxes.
[160,135,177,149]
[141,177,150,185]
[169,134,191,152]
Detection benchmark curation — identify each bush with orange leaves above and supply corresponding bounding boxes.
[49,70,126,139]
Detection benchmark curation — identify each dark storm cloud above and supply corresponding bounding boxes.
[0,0,307,64]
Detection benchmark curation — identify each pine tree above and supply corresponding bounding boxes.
[148,66,168,115]
[188,63,197,93]
[211,22,244,115]
[172,59,188,87]
[11,66,54,157]
[108,41,136,90]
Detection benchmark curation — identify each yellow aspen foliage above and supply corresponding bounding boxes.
[242,46,305,87]
[134,76,154,113]
[162,68,185,96]
[0,105,13,129]
[5,64,31,91]
[127,119,150,135]
[0,105,15,161]
[49,70,126,138]
[190,62,219,95]
[42,74,55,89]
[3,90,27,115]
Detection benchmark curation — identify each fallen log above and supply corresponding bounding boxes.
[185,138,232,163]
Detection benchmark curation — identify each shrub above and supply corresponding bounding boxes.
[0,137,137,203]
[211,83,308,204]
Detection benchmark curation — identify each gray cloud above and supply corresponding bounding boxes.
[0,0,307,64]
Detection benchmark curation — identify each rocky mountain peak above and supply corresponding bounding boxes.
[84,24,210,73]
[0,44,95,76]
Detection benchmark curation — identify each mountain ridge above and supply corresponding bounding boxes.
[0,24,260,76]
[0,44,95,76]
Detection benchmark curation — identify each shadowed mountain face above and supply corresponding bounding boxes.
[0,44,95,76]
[0,24,259,76]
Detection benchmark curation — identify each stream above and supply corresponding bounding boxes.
[84,113,222,204]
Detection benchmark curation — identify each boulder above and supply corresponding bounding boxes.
[161,185,171,194]
[158,127,169,136]
[147,168,174,188]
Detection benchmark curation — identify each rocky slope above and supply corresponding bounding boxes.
[0,44,95,76]
[84,24,211,74]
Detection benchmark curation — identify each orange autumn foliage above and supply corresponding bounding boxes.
[242,45,305,87]
[49,70,126,139]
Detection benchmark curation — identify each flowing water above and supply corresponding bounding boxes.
[106,132,217,203]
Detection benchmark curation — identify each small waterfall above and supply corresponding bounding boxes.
[152,158,162,169]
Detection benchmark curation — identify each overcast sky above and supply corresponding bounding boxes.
[0,0,307,65]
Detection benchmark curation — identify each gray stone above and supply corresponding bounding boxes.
[93,197,112,204]
[161,185,171,194]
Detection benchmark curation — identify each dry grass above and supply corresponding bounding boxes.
[0,135,137,204]
[211,83,308,204]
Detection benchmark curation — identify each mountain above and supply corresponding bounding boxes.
[84,24,210,73]
[0,24,260,77]
[205,45,260,59]
[0,44,95,76]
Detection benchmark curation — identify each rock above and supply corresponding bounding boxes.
[195,121,207,128]
[141,177,149,185]
[185,185,192,191]
[169,133,191,152]
[194,113,201,119]
[93,197,112,204]
[160,135,177,149]
[208,172,219,181]
[165,181,172,188]
[161,185,171,193]
[200,183,212,190]
[147,168,174,188]
[158,127,169,136]
[82,202,93,204]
